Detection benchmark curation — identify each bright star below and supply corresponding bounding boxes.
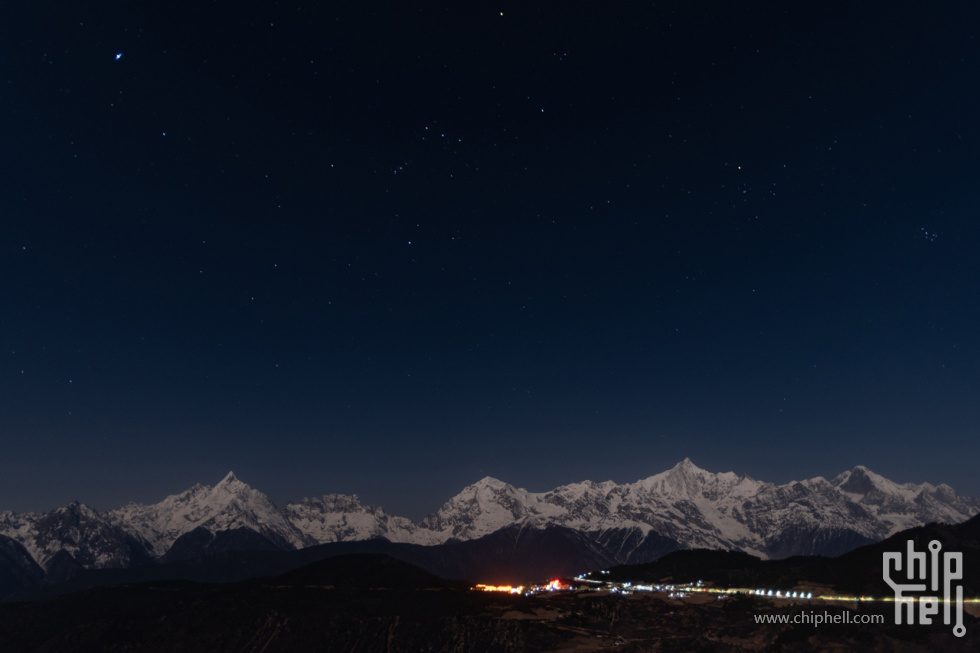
[115,52,123,61]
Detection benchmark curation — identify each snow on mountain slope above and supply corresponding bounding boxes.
[282,494,435,545]
[0,511,43,568]
[830,465,979,535]
[419,476,566,542]
[0,502,149,570]
[412,459,980,559]
[109,472,309,555]
[4,461,978,571]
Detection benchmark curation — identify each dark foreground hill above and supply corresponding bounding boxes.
[0,554,544,653]
[605,513,980,598]
[2,514,978,651]
[2,552,979,653]
[2,524,620,602]
[265,551,468,590]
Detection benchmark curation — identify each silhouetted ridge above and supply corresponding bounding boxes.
[0,535,44,598]
[163,526,286,563]
[608,548,764,584]
[601,514,980,599]
[268,553,460,589]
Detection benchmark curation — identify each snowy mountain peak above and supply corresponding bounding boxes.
[421,477,558,541]
[671,457,709,477]
[455,477,523,504]
[637,458,719,497]
[106,472,307,555]
[211,472,259,503]
[471,476,510,489]
[831,465,898,498]
[217,471,241,486]
[4,462,979,573]
[56,501,98,517]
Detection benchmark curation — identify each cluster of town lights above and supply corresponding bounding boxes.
[474,584,523,594]
[475,574,980,606]
[474,579,567,595]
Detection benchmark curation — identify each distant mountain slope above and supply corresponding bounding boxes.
[411,459,978,561]
[605,511,980,599]
[283,493,432,544]
[107,472,311,555]
[1,460,977,590]
[0,535,44,600]
[0,502,152,571]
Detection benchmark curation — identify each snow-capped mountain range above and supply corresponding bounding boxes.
[2,459,978,573]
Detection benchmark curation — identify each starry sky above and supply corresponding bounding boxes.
[2,2,979,519]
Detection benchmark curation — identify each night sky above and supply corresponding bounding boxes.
[3,2,979,519]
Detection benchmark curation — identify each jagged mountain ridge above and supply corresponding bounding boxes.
[413,460,979,559]
[2,459,978,575]
[0,502,152,571]
[282,494,437,546]
[108,471,312,555]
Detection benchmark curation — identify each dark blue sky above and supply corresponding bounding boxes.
[2,1,979,518]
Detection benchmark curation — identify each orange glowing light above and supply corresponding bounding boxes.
[474,584,524,594]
